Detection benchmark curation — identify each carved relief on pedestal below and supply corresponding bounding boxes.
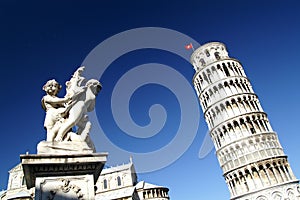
[46,179,84,200]
[37,176,93,200]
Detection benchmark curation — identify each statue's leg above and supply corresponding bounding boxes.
[77,115,95,150]
[55,120,75,142]
[49,122,63,142]
[83,121,95,150]
[55,116,82,141]
[46,124,58,142]
[80,121,92,141]
[81,120,95,150]
[46,130,54,142]
[55,103,84,141]
[77,115,90,136]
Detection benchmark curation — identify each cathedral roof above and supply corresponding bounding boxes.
[6,190,31,199]
[101,162,135,175]
[135,181,167,190]
[95,186,135,199]
[8,163,22,173]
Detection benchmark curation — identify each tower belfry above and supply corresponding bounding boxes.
[191,42,300,199]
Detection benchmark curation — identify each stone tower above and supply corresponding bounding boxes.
[191,42,300,199]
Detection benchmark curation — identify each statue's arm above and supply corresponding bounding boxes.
[43,96,70,104]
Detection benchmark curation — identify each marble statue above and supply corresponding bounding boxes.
[41,79,72,142]
[38,66,102,154]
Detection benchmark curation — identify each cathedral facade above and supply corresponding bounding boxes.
[0,159,169,200]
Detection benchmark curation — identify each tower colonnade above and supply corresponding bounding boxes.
[191,42,300,200]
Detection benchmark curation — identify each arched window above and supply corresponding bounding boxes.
[223,64,230,77]
[117,176,121,186]
[215,52,221,60]
[103,179,107,189]
[200,58,206,66]
[205,49,210,57]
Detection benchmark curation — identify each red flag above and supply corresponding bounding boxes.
[185,43,193,50]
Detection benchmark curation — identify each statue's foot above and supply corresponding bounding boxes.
[54,137,62,142]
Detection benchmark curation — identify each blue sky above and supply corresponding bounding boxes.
[1,0,300,199]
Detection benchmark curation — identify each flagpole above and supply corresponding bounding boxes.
[185,43,196,52]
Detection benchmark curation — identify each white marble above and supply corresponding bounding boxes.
[3,159,170,200]
[35,175,94,200]
[191,42,300,200]
[37,141,94,154]
[39,66,101,154]
[21,153,108,189]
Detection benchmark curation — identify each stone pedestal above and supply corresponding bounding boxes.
[20,153,108,200]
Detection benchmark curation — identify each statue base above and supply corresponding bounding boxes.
[20,153,108,200]
[37,140,95,154]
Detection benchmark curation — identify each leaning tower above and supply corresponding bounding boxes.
[191,42,300,200]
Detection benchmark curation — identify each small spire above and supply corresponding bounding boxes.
[129,155,133,163]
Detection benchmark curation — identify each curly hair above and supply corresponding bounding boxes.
[42,79,62,94]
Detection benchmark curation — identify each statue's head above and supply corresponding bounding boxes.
[43,79,62,96]
[86,79,102,95]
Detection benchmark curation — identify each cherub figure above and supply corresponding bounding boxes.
[40,67,101,153]
[41,79,71,141]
